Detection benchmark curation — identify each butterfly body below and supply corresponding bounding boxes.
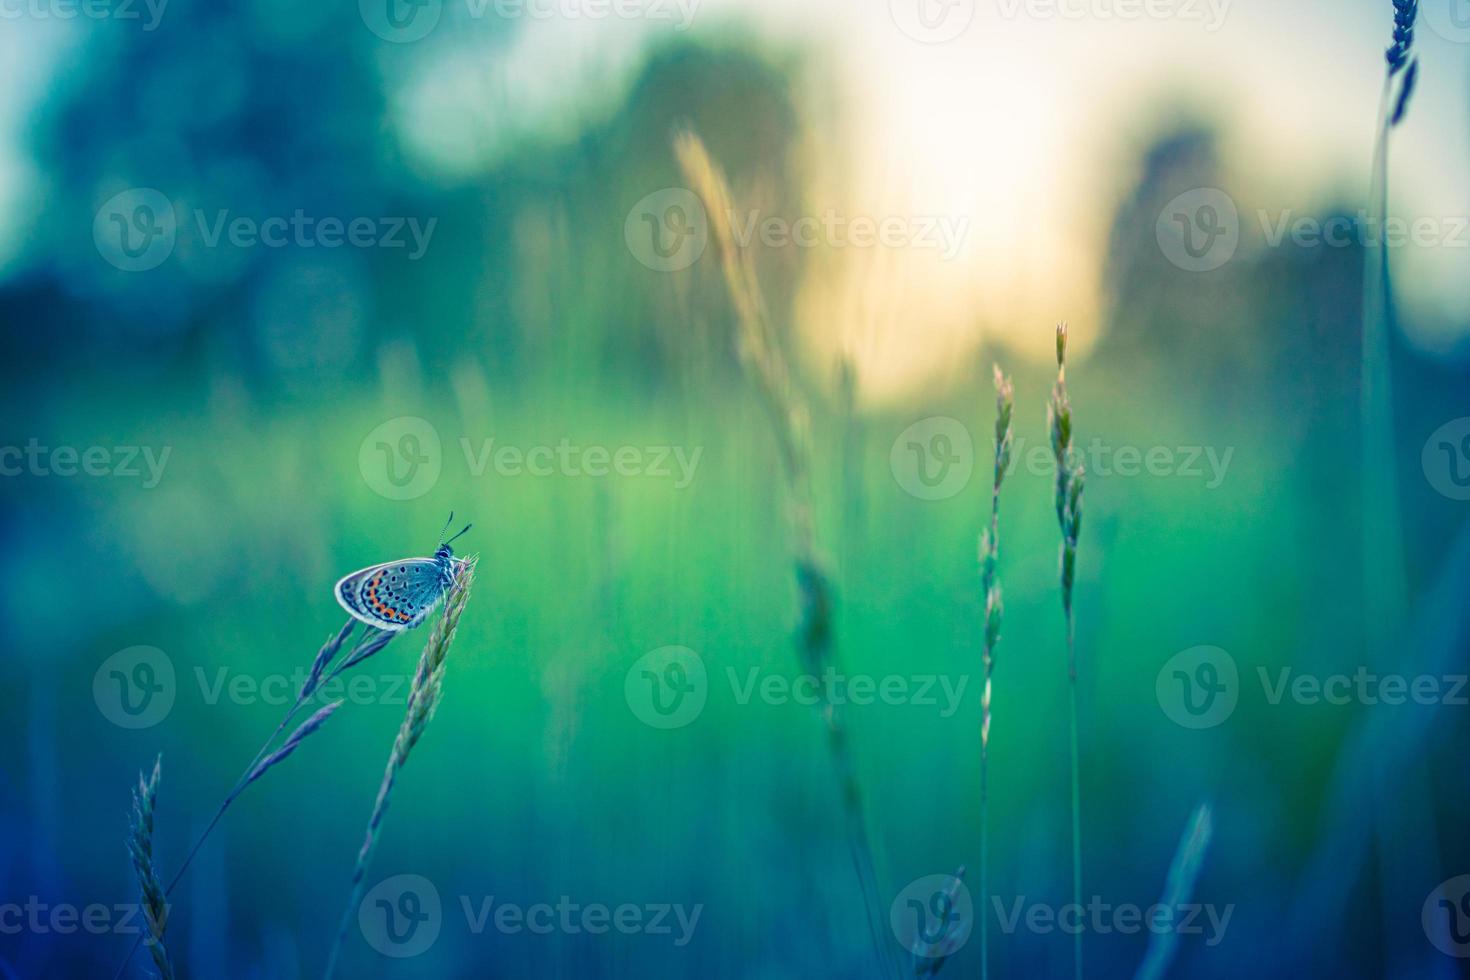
[336,542,466,632]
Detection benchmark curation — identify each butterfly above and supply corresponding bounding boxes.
[335,515,472,632]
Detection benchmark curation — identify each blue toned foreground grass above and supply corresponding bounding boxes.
[324,556,478,979]
[126,756,173,980]
[115,623,396,979]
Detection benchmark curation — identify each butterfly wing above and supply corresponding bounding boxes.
[335,558,448,632]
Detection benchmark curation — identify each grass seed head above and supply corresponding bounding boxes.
[127,755,174,980]
[1386,0,1418,73]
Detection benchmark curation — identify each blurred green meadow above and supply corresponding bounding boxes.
[3,1,1470,978]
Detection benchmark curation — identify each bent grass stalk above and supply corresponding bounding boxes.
[113,622,395,980]
[167,623,393,892]
[324,557,477,979]
[673,131,898,979]
[1361,1,1420,955]
[1048,323,1085,980]
[1362,2,1416,671]
[979,366,1014,980]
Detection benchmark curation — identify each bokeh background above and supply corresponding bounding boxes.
[3,0,1470,976]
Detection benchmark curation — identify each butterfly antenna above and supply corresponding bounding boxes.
[438,511,456,545]
[444,523,473,547]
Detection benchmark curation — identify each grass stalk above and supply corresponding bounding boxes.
[674,131,898,979]
[1361,1,1421,957]
[1361,2,1416,658]
[126,756,174,980]
[912,865,968,977]
[113,622,393,980]
[979,365,1014,980]
[1048,323,1085,980]
[323,557,477,980]
[166,623,392,893]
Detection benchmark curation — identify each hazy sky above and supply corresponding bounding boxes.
[394,0,1465,393]
[4,0,1467,397]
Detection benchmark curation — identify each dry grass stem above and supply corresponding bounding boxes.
[674,131,896,978]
